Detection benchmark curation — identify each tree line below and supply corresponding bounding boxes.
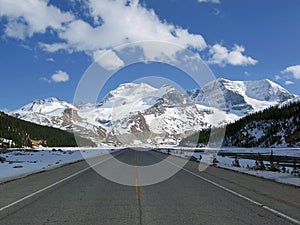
[180,100,300,147]
[0,112,96,148]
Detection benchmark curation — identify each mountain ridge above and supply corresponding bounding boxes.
[187,78,295,117]
[9,78,297,146]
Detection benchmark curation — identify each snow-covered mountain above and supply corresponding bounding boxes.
[78,83,207,145]
[13,97,77,128]
[12,83,207,145]
[12,97,103,144]
[188,78,296,125]
[11,79,297,146]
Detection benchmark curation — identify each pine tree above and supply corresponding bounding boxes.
[255,154,265,170]
[232,156,240,167]
[269,150,278,171]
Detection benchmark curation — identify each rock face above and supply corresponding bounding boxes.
[10,78,297,146]
[128,112,150,133]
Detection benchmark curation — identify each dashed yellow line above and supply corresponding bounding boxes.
[135,151,139,200]
[135,177,139,200]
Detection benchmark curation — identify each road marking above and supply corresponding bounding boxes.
[135,177,140,200]
[134,151,140,200]
[165,158,300,225]
[0,150,124,213]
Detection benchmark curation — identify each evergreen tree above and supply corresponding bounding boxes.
[232,156,240,167]
[255,154,265,170]
[269,150,279,172]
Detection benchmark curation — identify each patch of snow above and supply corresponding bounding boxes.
[0,148,122,183]
[216,156,299,187]
[157,147,300,187]
[196,104,239,127]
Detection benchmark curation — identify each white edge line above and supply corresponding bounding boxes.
[165,158,300,225]
[0,150,124,212]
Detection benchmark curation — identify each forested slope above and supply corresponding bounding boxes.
[0,112,96,148]
[180,101,300,147]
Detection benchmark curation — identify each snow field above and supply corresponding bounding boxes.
[0,148,121,183]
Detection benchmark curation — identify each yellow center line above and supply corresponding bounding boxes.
[135,177,139,200]
[135,151,140,200]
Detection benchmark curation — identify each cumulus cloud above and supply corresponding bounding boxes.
[281,65,300,79]
[0,0,73,39]
[51,70,70,83]
[39,0,207,63]
[208,44,258,66]
[0,0,258,68]
[198,0,220,4]
[39,71,70,83]
[93,50,125,71]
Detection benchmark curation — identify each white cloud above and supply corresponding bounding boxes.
[131,41,184,63]
[212,7,221,16]
[208,44,258,66]
[40,0,207,62]
[40,71,70,83]
[0,0,259,68]
[274,75,281,80]
[285,80,294,85]
[93,50,125,71]
[198,0,220,4]
[39,77,51,83]
[39,42,69,53]
[46,58,55,62]
[281,65,300,79]
[0,0,73,39]
[4,19,28,39]
[51,70,69,83]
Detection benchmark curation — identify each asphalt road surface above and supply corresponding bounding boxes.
[0,149,299,225]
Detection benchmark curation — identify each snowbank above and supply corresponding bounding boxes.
[158,148,300,187]
[0,148,121,183]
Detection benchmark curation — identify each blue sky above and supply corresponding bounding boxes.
[0,0,300,110]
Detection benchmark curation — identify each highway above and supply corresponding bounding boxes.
[0,149,299,224]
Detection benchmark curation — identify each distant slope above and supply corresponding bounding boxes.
[0,112,96,148]
[180,100,300,147]
[188,78,295,117]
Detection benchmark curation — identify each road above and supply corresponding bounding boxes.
[0,149,299,224]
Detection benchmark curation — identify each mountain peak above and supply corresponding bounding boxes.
[31,97,60,104]
[188,78,296,116]
[17,97,75,114]
[216,77,229,82]
[116,82,156,90]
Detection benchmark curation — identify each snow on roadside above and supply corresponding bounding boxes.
[0,148,121,183]
[158,149,300,187]
[215,156,300,187]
